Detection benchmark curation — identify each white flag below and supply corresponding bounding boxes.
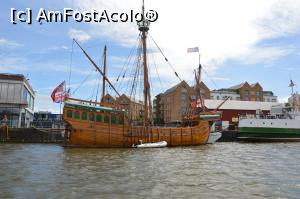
[187,47,199,53]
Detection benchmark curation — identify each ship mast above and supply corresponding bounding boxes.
[138,0,151,128]
[101,46,107,102]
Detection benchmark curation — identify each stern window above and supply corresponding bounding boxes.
[96,115,102,122]
[104,115,109,123]
[67,110,72,118]
[82,112,87,120]
[111,115,117,124]
[119,116,124,125]
[89,113,95,121]
[74,111,80,119]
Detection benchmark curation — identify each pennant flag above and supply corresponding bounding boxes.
[187,47,199,53]
[51,81,68,103]
[289,79,295,87]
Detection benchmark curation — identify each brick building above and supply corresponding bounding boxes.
[211,82,277,102]
[155,80,210,123]
[153,80,278,123]
[102,94,144,122]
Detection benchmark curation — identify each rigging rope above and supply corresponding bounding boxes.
[68,40,75,91]
[148,33,182,82]
[202,66,220,90]
[71,69,94,95]
[148,39,165,93]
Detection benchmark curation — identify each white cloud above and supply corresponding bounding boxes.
[212,77,231,81]
[233,45,294,65]
[68,28,91,42]
[0,54,28,72]
[34,94,60,113]
[71,0,300,78]
[0,38,23,48]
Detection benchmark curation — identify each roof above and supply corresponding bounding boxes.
[263,91,274,96]
[0,73,25,81]
[204,99,281,111]
[163,80,189,95]
[228,82,247,90]
[64,101,123,113]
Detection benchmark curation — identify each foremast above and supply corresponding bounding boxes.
[138,0,151,128]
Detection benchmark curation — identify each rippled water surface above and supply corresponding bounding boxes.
[0,143,300,199]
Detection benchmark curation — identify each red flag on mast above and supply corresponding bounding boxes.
[51,81,68,103]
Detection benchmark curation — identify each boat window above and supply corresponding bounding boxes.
[119,116,124,125]
[104,115,109,123]
[96,115,102,122]
[89,113,95,121]
[74,111,80,119]
[82,112,87,120]
[67,110,72,118]
[111,115,117,124]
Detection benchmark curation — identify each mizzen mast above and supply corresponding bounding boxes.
[138,0,151,128]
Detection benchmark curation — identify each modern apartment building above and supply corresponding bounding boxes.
[0,73,35,128]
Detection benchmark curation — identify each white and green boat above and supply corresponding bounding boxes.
[238,81,300,141]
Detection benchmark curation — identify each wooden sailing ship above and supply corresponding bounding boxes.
[63,1,221,147]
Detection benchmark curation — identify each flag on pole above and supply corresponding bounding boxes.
[289,79,295,87]
[187,47,199,53]
[51,81,68,103]
[191,98,205,108]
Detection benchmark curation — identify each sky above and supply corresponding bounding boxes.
[0,0,300,113]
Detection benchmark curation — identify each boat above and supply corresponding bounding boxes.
[238,80,300,142]
[207,132,222,144]
[132,141,167,148]
[62,1,221,148]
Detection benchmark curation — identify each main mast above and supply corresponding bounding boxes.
[138,0,150,128]
[101,46,107,102]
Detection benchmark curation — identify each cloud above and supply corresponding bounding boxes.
[212,77,231,81]
[34,94,60,113]
[0,54,28,72]
[0,38,23,48]
[68,28,91,42]
[71,0,300,78]
[233,45,294,65]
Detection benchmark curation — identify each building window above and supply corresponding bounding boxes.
[244,90,249,96]
[96,115,102,122]
[89,113,95,121]
[82,112,87,120]
[67,110,72,118]
[104,115,109,123]
[74,111,80,119]
[256,91,260,97]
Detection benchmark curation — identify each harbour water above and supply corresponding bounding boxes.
[0,143,299,199]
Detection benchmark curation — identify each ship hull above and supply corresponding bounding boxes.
[238,118,300,142]
[64,120,210,147]
[63,103,210,148]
